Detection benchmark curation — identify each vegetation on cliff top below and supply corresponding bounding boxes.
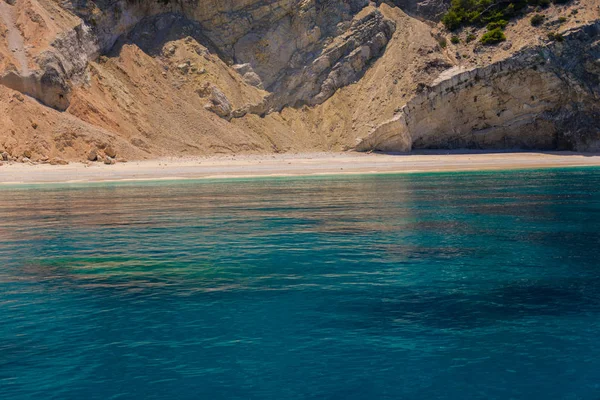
[442,0,571,45]
[442,0,570,31]
[480,27,507,44]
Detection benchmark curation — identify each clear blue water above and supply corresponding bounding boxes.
[1,168,600,399]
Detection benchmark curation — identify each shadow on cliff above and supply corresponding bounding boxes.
[107,13,225,62]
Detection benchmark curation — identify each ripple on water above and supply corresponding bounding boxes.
[1,169,600,399]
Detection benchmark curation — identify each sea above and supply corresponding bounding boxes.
[1,168,600,399]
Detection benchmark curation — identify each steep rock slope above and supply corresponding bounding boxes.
[359,22,600,152]
[0,0,404,160]
[357,1,600,152]
[0,0,599,162]
[3,0,396,111]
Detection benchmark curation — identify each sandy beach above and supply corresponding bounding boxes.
[1,151,600,185]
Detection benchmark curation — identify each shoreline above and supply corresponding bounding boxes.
[1,151,600,185]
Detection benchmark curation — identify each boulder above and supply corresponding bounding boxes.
[104,146,117,158]
[87,149,98,161]
[197,84,233,119]
[232,64,264,88]
[49,157,69,165]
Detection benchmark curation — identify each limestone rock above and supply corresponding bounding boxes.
[232,64,264,89]
[197,84,233,119]
[356,115,412,152]
[358,22,600,152]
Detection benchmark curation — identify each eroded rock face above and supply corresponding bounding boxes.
[265,7,396,109]
[1,0,394,114]
[57,0,395,113]
[2,0,598,160]
[0,11,97,110]
[0,69,71,111]
[358,23,600,152]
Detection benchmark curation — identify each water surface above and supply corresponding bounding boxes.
[1,169,600,399]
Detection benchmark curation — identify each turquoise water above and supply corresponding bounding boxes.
[1,169,600,399]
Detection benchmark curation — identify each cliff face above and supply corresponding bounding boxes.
[2,0,396,111]
[358,22,600,152]
[0,0,598,162]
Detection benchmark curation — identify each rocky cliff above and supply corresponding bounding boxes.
[359,21,600,152]
[0,0,598,162]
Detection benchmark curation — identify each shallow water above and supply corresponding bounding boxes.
[1,169,600,399]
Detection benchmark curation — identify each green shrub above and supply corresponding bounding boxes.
[480,28,507,45]
[466,33,477,43]
[530,14,545,26]
[439,38,448,48]
[441,0,555,31]
[441,10,463,31]
[487,19,508,30]
[558,16,568,23]
[547,32,565,41]
[442,9,465,31]
[451,35,461,44]
[529,0,550,6]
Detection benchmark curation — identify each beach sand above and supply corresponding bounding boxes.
[1,151,600,185]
